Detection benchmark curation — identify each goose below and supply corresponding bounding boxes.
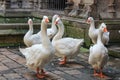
[19,16,55,79]
[88,23,109,78]
[87,17,110,45]
[24,15,59,47]
[52,17,84,65]
[46,14,59,39]
[23,19,42,47]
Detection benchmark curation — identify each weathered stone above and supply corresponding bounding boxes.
[8,78,26,80]
[0,55,7,62]
[2,59,22,69]
[0,47,120,80]
[0,49,14,55]
[0,63,9,71]
[64,70,81,75]
[23,72,37,80]
[52,70,65,75]
[45,72,62,80]
[3,73,22,79]
[67,63,84,69]
[7,54,26,65]
[13,67,32,74]
[0,76,7,80]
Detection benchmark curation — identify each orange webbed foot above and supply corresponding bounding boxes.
[93,69,99,77]
[59,56,67,65]
[41,69,48,76]
[36,68,46,78]
[93,73,99,77]
[59,61,66,65]
[36,73,45,79]
[98,72,107,78]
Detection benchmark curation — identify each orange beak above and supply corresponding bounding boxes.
[55,21,58,25]
[103,28,108,32]
[86,20,90,24]
[45,18,49,23]
[28,20,32,24]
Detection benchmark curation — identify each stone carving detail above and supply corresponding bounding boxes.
[0,1,5,11]
[10,0,33,9]
[107,0,116,18]
[68,0,81,16]
[22,0,31,8]
[1,0,120,19]
[10,0,19,8]
[65,0,94,18]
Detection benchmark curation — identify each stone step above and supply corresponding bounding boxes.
[108,44,120,58]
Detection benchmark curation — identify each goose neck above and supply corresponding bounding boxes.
[51,18,57,31]
[41,21,51,47]
[90,21,95,29]
[29,24,33,33]
[52,22,64,41]
[97,30,103,44]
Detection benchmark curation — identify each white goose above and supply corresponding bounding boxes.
[24,15,59,47]
[19,16,55,79]
[87,17,110,45]
[88,23,109,78]
[36,14,59,39]
[46,14,59,39]
[52,17,84,65]
[23,19,42,47]
[23,19,36,47]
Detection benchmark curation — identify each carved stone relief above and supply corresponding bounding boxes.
[0,1,5,11]
[22,0,31,8]
[10,0,19,8]
[107,0,116,18]
[65,0,120,19]
[65,0,94,18]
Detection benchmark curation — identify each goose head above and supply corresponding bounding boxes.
[28,19,33,25]
[55,17,62,26]
[87,17,94,24]
[53,14,60,22]
[51,14,60,30]
[99,23,108,32]
[42,16,49,24]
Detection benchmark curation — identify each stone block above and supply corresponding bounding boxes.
[64,70,81,75]
[0,63,9,71]
[0,76,7,80]
[3,73,22,80]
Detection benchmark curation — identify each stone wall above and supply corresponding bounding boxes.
[0,23,40,45]
[61,16,120,47]
[0,0,120,46]
[65,0,120,19]
[1,0,120,19]
[0,16,120,47]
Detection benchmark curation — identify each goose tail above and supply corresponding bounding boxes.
[19,48,28,57]
[79,39,84,45]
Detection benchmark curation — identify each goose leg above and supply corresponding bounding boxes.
[59,56,67,65]
[98,69,107,78]
[36,67,45,79]
[93,69,99,76]
[41,69,47,76]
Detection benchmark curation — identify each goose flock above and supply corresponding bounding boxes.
[19,15,111,79]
